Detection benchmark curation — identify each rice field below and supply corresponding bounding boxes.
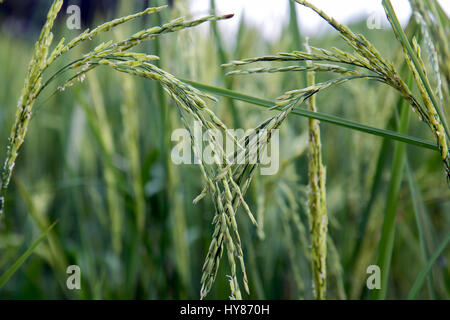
[0,0,449,300]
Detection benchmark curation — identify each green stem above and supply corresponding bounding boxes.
[0,221,58,288]
[371,96,411,300]
[182,80,438,151]
[210,0,241,128]
[408,231,450,299]
[405,161,435,299]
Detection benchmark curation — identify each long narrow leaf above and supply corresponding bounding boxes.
[182,79,438,151]
[406,160,435,298]
[408,231,450,299]
[0,221,58,289]
[371,94,411,300]
[210,0,241,128]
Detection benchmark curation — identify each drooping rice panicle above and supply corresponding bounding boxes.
[0,0,63,214]
[226,63,361,76]
[44,5,168,69]
[199,94,304,298]
[405,38,448,166]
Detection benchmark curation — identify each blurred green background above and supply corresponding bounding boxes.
[0,0,449,299]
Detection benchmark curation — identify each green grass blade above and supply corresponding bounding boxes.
[382,0,449,138]
[405,160,435,298]
[0,221,58,289]
[408,230,450,299]
[371,94,411,300]
[287,0,307,89]
[182,79,438,151]
[15,177,68,275]
[289,0,303,50]
[210,0,241,128]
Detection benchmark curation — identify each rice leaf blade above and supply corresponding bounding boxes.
[182,80,438,151]
[371,94,411,300]
[405,160,435,299]
[0,221,58,289]
[408,231,450,299]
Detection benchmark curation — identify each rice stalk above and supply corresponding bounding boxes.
[305,40,327,300]
[0,221,58,289]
